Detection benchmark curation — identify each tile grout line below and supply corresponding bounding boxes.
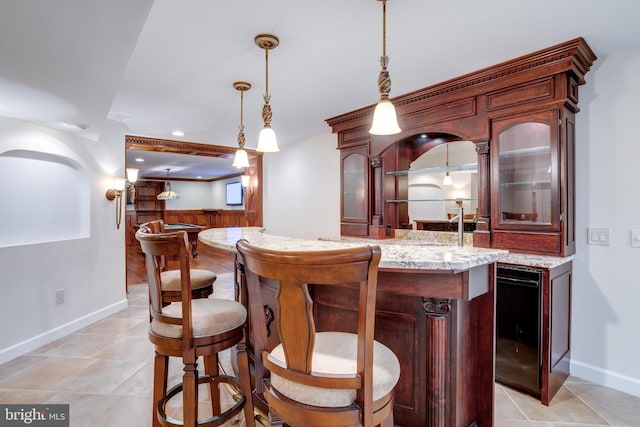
[563,383,614,426]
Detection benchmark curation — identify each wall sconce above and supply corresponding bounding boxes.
[241,174,254,196]
[126,168,139,203]
[106,177,126,229]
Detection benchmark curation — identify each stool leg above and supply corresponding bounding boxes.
[381,414,395,427]
[237,342,255,427]
[203,354,221,416]
[183,354,198,426]
[152,352,168,427]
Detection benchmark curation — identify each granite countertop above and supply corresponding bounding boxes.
[500,252,577,268]
[198,227,509,271]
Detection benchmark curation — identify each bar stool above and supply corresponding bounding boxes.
[138,221,215,304]
[236,239,399,427]
[137,229,255,427]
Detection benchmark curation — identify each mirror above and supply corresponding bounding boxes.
[408,141,477,226]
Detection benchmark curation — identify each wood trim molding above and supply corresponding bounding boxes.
[125,134,262,159]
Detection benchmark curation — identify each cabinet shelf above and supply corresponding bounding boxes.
[500,180,551,188]
[386,163,478,176]
[386,197,478,203]
[499,146,550,157]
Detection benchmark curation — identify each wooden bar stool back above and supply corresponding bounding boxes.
[236,239,400,427]
[136,230,255,427]
[139,221,215,304]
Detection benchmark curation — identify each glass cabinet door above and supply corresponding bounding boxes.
[342,149,367,221]
[492,110,559,230]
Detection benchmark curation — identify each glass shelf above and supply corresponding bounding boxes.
[386,163,478,176]
[500,180,551,188]
[499,145,550,157]
[386,197,478,203]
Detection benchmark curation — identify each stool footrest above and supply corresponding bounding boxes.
[158,375,247,427]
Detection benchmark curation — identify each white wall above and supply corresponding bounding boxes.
[0,117,127,363]
[163,180,214,210]
[162,178,245,211]
[572,45,640,397]
[263,131,340,239]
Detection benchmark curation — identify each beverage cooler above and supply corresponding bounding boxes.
[495,264,543,396]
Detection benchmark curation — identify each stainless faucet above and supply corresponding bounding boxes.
[448,206,464,246]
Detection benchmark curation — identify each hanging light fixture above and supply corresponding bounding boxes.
[443,144,453,186]
[232,81,251,168]
[157,168,180,200]
[369,0,401,135]
[255,34,280,152]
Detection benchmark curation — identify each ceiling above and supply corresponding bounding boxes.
[2,0,640,180]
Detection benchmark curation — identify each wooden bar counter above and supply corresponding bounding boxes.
[199,227,508,427]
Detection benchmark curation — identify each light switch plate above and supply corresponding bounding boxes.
[588,227,610,246]
[632,229,640,248]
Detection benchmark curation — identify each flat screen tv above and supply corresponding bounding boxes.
[226,181,243,206]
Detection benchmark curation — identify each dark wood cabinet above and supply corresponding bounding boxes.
[496,261,572,405]
[340,146,369,236]
[490,108,575,257]
[133,180,165,224]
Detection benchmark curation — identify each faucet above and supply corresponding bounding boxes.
[448,206,464,246]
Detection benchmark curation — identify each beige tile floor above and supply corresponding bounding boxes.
[1,273,639,427]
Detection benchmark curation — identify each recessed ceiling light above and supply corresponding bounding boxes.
[135,158,144,162]
[172,130,184,137]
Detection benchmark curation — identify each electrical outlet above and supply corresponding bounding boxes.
[632,229,640,248]
[587,227,610,246]
[56,289,64,304]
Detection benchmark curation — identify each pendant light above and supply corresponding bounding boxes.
[255,34,280,152]
[232,81,251,168]
[443,144,453,186]
[157,168,180,200]
[369,0,401,135]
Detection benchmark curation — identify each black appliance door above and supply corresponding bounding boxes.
[495,265,542,396]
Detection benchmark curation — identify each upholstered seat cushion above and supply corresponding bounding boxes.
[160,269,216,291]
[269,331,400,408]
[151,298,246,339]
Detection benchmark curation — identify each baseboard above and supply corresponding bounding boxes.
[0,299,128,365]
[571,359,640,398]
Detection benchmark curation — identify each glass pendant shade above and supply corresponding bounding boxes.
[443,173,453,186]
[156,169,179,200]
[369,98,401,135]
[156,188,180,200]
[255,34,280,153]
[232,148,250,168]
[257,127,279,152]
